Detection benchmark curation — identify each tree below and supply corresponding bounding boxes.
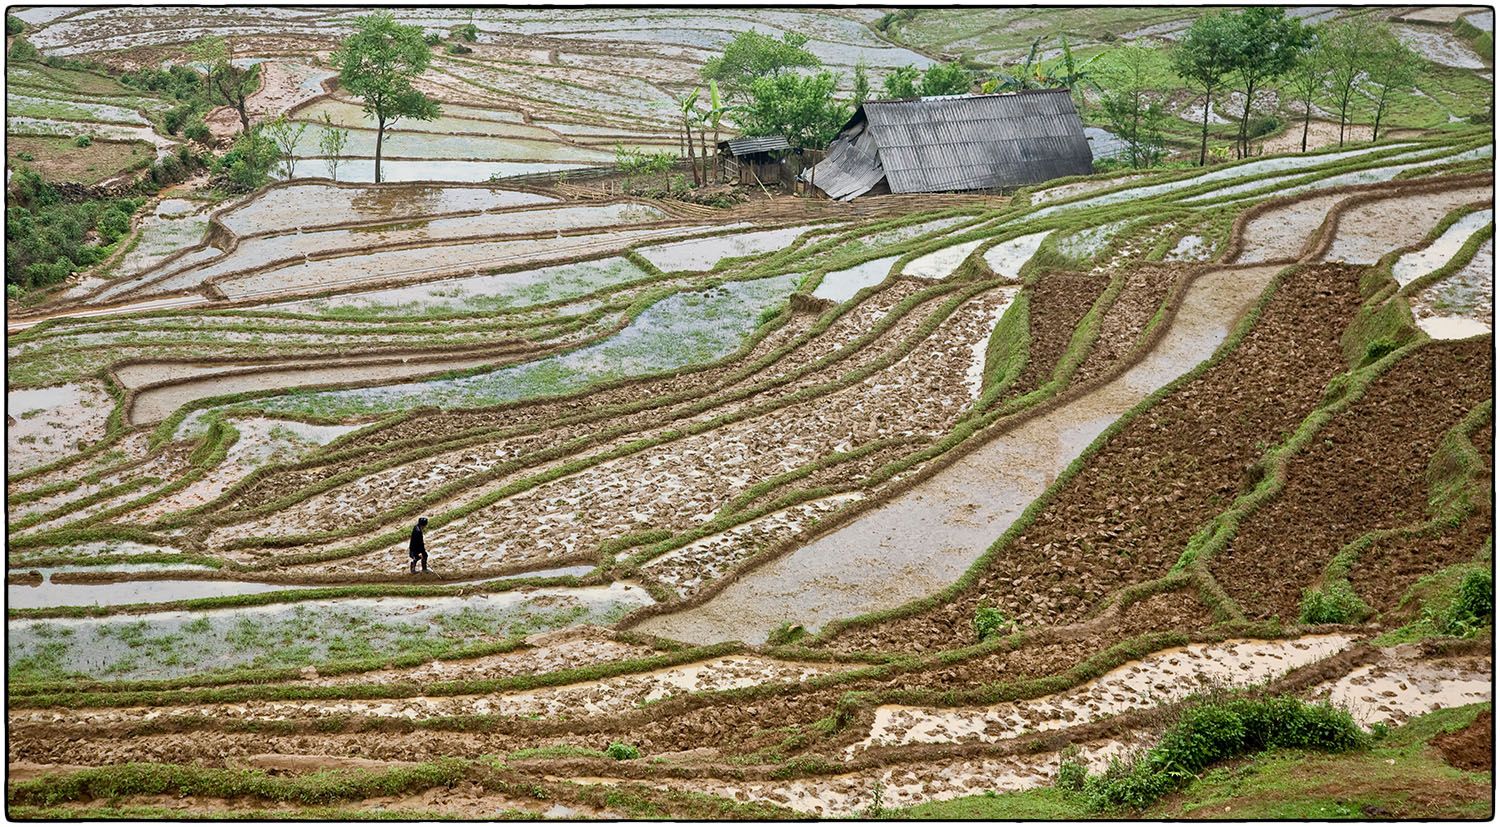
[919,61,971,96]
[317,113,350,182]
[703,79,727,182]
[701,30,819,100]
[188,35,227,98]
[330,12,439,183]
[677,88,703,186]
[1322,17,1379,146]
[264,116,309,180]
[1172,12,1237,166]
[738,70,851,150]
[211,44,257,135]
[214,127,278,192]
[851,61,871,107]
[1364,27,1422,142]
[1097,46,1168,169]
[882,65,921,99]
[1224,7,1312,159]
[1286,31,1326,153]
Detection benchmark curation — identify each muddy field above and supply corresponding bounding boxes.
[3,4,1494,820]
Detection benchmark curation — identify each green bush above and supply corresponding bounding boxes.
[1363,338,1399,365]
[17,152,35,162]
[765,621,807,646]
[1433,569,1493,636]
[455,23,479,42]
[1299,579,1372,624]
[9,35,39,61]
[183,117,211,144]
[213,127,278,192]
[5,168,146,288]
[73,134,93,148]
[1055,749,1087,791]
[445,43,472,55]
[423,32,442,45]
[97,207,131,243]
[1081,695,1369,812]
[973,605,1017,641]
[1246,114,1283,140]
[6,14,25,35]
[604,742,640,761]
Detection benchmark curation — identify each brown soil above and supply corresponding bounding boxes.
[7,135,154,186]
[1010,270,1109,395]
[1433,712,1494,773]
[1213,337,1494,621]
[820,263,1367,653]
[1353,420,1493,614]
[1072,264,1180,385]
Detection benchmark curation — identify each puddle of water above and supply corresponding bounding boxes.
[637,226,814,272]
[281,158,596,184]
[217,183,557,237]
[812,256,897,303]
[6,381,113,472]
[1392,208,1493,286]
[902,239,984,279]
[964,289,1022,398]
[851,635,1355,754]
[6,578,324,611]
[1056,221,1127,260]
[5,91,153,125]
[637,265,1282,643]
[1282,145,1493,197]
[1166,234,1211,262]
[272,256,653,317]
[1029,143,1412,220]
[247,274,801,419]
[1310,656,1492,726]
[1392,23,1486,68]
[1417,315,1493,339]
[8,582,651,682]
[1234,192,1350,264]
[1322,186,1492,266]
[982,231,1050,279]
[289,126,613,164]
[215,223,716,301]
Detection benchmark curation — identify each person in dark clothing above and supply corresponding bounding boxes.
[409,516,429,573]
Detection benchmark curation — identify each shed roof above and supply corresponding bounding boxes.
[803,89,1094,199]
[719,135,791,156]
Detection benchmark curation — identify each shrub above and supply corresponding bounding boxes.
[604,742,640,761]
[73,134,93,148]
[9,35,39,61]
[1431,569,1493,637]
[1246,114,1283,139]
[1081,695,1369,812]
[423,32,442,45]
[445,43,472,55]
[17,152,34,162]
[455,22,479,42]
[1363,338,1399,365]
[1055,748,1087,791]
[183,117,211,144]
[6,14,25,35]
[1299,579,1372,624]
[213,127,278,192]
[973,605,1017,641]
[765,621,806,646]
[97,207,131,243]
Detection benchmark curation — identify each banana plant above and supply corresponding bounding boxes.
[703,79,727,182]
[677,87,702,186]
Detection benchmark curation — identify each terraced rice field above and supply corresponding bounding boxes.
[3,5,1494,821]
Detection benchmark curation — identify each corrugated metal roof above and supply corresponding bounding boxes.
[803,90,1094,198]
[801,120,883,201]
[720,135,791,156]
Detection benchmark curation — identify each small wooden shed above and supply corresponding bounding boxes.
[717,135,792,187]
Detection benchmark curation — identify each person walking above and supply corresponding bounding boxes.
[409,516,429,573]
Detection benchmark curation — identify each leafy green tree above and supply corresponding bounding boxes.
[263,116,309,180]
[1321,16,1379,146]
[214,127,279,192]
[331,12,440,183]
[188,35,227,98]
[738,70,851,151]
[317,113,350,182]
[1097,46,1169,169]
[1172,12,1237,166]
[701,30,819,100]
[919,61,971,96]
[1364,26,1423,142]
[851,60,871,106]
[882,65,920,99]
[1224,7,1312,159]
[1286,30,1326,153]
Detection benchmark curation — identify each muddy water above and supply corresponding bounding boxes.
[1234,192,1350,264]
[902,238,984,279]
[1309,654,1492,726]
[1392,208,1493,286]
[284,158,594,184]
[637,265,1281,643]
[965,289,1022,397]
[1323,187,1493,265]
[982,231,1050,279]
[1417,316,1493,339]
[217,183,557,236]
[812,256,897,303]
[6,381,113,472]
[127,350,530,425]
[636,225,814,272]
